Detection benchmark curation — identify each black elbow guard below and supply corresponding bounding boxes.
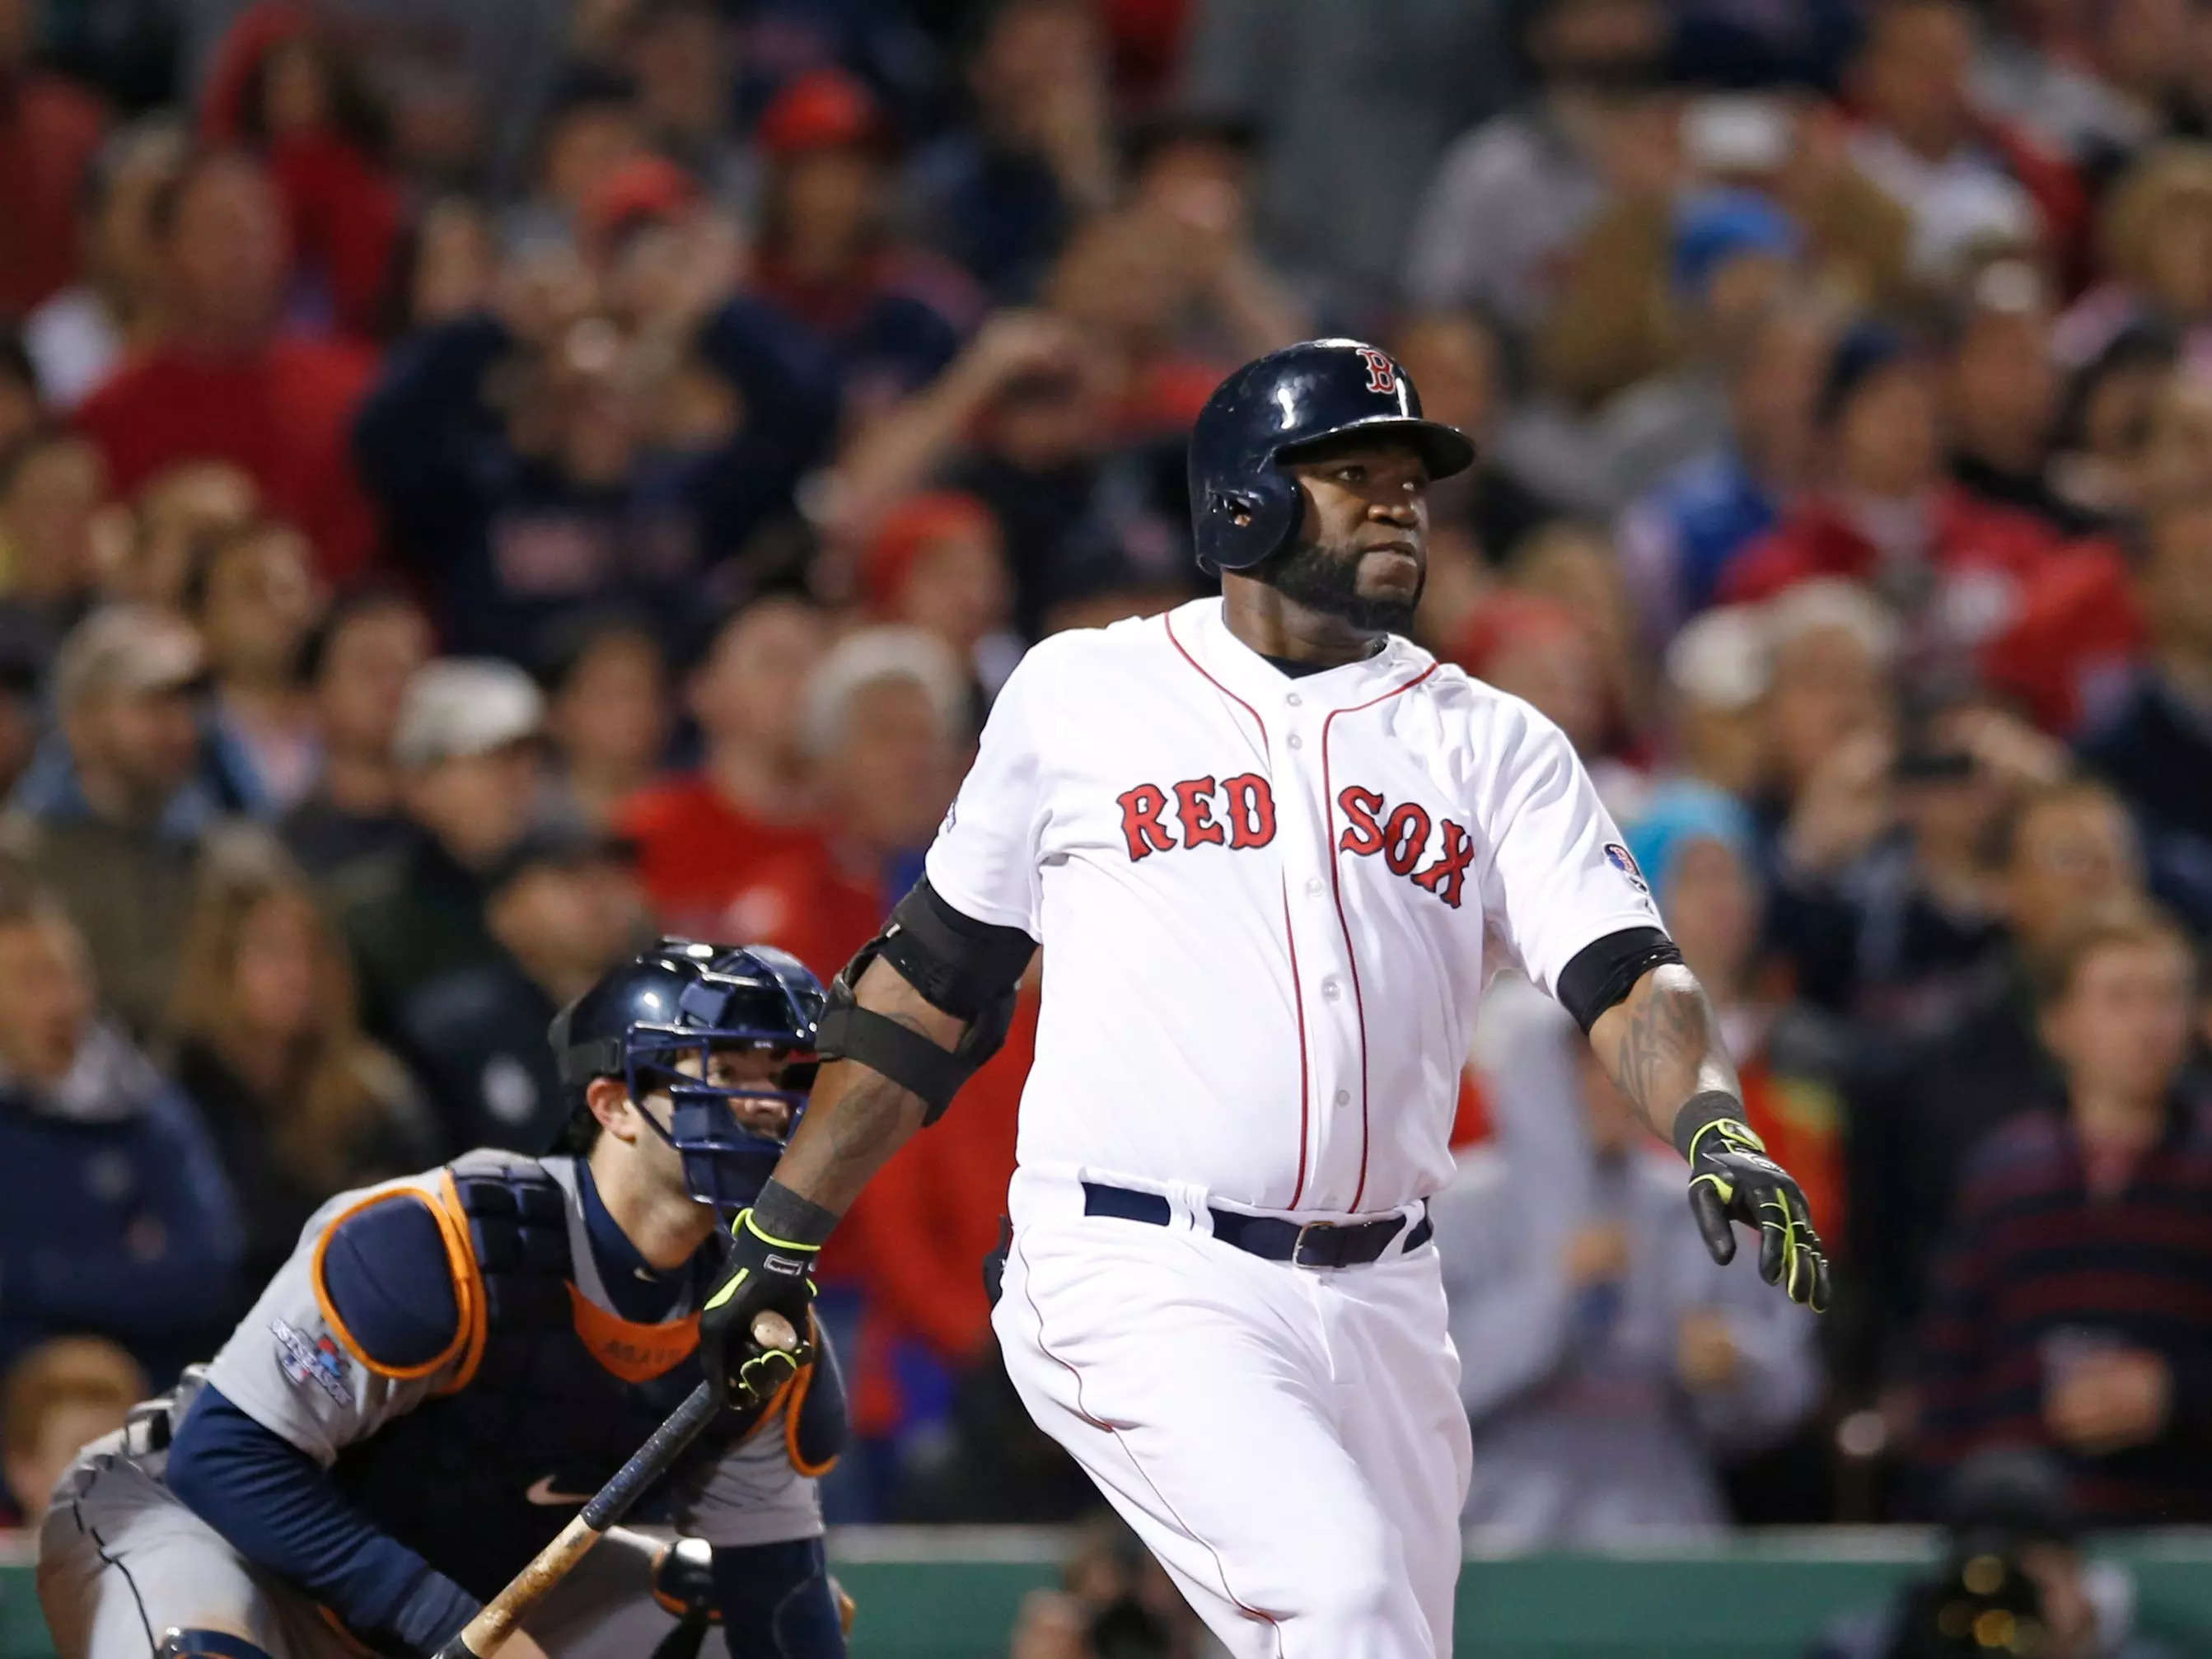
[816,879,1031,1124]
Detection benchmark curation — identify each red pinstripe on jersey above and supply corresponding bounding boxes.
[1162,610,1312,1208]
[1321,664,1440,1213]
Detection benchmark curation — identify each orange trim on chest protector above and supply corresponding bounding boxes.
[566,1282,700,1382]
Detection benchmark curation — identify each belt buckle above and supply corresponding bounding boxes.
[1291,1219,1341,1269]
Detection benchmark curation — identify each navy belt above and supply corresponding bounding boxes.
[1081,1182,1432,1269]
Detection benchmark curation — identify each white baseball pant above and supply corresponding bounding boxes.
[993,1167,1472,1659]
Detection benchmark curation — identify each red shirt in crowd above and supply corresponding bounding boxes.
[1721,488,2141,732]
[76,338,380,582]
[200,3,405,341]
[261,133,405,341]
[0,70,106,315]
[615,774,827,942]
[719,835,894,988]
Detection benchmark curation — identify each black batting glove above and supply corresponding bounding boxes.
[1675,1093,1830,1312]
[700,1208,819,1407]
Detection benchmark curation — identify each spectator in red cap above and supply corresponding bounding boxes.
[860,491,1016,699]
[579,151,699,265]
[198,2,404,343]
[0,0,108,318]
[578,148,741,348]
[748,67,983,432]
[74,150,379,583]
[517,68,648,247]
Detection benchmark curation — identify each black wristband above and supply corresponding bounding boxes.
[1671,1090,1747,1162]
[750,1179,838,1249]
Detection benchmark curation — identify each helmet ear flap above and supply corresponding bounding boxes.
[1203,469,1299,574]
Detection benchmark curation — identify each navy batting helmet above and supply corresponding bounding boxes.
[548,939,825,1211]
[1187,339,1477,574]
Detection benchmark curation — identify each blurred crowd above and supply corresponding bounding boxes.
[1,0,2211,1640]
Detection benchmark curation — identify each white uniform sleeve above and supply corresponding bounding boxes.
[924,645,1050,937]
[1472,699,1665,1000]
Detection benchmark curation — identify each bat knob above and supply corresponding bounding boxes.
[751,1310,799,1353]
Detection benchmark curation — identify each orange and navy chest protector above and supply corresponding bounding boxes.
[319,1152,843,1604]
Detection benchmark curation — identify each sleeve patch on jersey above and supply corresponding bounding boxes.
[1602,843,1650,895]
[271,1318,354,1407]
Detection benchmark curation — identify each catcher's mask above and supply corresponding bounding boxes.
[549,940,825,1212]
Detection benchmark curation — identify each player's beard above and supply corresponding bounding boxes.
[1256,534,1423,635]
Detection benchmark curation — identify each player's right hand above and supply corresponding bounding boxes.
[1680,1112,1831,1312]
[699,1208,819,1407]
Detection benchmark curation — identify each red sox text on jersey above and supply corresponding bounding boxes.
[1115,776,1475,908]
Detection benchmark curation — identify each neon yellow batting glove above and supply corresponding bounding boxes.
[1674,1092,1831,1312]
[700,1207,819,1406]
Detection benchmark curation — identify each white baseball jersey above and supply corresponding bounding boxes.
[926,595,1664,1217]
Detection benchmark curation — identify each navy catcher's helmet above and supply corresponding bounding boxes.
[1188,339,1477,574]
[548,939,825,1212]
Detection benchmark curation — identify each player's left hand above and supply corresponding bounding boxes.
[699,1208,818,1407]
[1681,1113,1830,1311]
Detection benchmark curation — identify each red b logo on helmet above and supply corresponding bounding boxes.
[1355,348,1396,395]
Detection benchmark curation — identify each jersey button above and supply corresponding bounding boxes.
[1286,733,1303,750]
[1286,692,1302,707]
[1335,1089,1351,1107]
[1305,877,1323,897]
[1322,978,1341,1000]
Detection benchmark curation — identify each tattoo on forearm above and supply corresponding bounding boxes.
[1614,985,1706,1109]
[1600,969,1737,1137]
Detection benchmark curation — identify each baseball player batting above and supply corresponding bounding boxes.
[702,339,1831,1658]
[40,942,850,1659]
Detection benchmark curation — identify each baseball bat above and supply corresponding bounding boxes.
[431,1310,800,1659]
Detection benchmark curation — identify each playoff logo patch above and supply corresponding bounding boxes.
[273,1318,354,1405]
[1603,842,1650,895]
